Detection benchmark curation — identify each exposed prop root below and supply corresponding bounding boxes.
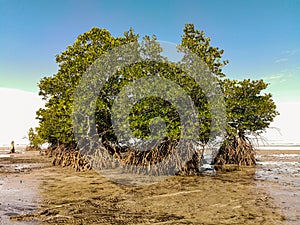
[25,146,42,151]
[86,139,204,176]
[213,135,256,168]
[45,135,257,174]
[46,145,91,172]
[46,139,204,175]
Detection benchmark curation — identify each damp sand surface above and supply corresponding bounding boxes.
[0,150,51,225]
[256,150,300,224]
[1,150,299,224]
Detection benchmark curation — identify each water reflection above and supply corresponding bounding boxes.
[255,152,300,224]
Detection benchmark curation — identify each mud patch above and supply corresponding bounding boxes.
[256,150,300,224]
[0,150,290,225]
[0,150,50,225]
[32,165,284,224]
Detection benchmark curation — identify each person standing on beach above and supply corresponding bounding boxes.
[9,140,15,153]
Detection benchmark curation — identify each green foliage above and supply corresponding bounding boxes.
[180,24,228,77]
[36,27,138,145]
[34,24,278,168]
[222,79,279,137]
[27,127,43,147]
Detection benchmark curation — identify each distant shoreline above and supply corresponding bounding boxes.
[256,149,300,155]
[255,146,300,151]
[0,146,26,151]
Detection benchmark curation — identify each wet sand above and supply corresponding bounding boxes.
[256,150,300,224]
[0,150,50,225]
[1,149,298,224]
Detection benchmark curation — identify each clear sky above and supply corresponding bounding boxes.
[0,0,299,145]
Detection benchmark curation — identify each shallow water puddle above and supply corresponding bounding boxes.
[255,152,300,224]
[0,174,40,225]
[0,151,43,225]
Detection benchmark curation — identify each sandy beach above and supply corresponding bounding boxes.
[0,149,299,224]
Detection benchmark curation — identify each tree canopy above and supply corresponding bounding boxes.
[222,78,278,137]
[35,27,138,145]
[30,24,278,170]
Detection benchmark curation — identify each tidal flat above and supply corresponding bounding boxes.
[1,149,299,224]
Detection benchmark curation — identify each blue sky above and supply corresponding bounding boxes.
[0,0,300,99]
[0,0,300,101]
